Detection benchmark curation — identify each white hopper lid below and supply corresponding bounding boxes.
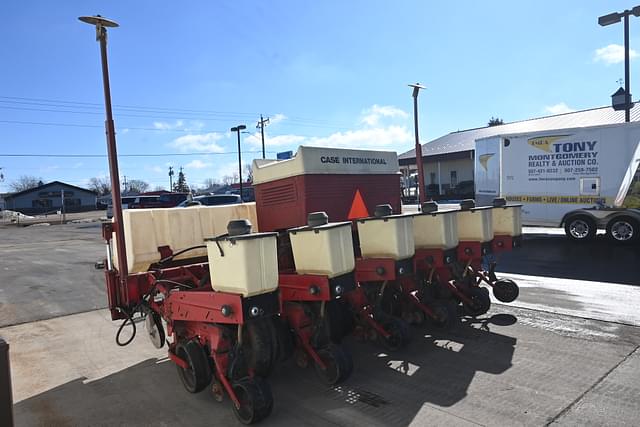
[252,146,400,185]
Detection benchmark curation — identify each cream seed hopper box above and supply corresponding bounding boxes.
[112,203,259,274]
[205,220,279,297]
[357,204,415,260]
[288,212,355,278]
[456,200,494,243]
[491,198,523,237]
[412,202,459,250]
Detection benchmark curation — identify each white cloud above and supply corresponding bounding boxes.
[149,166,164,173]
[306,126,412,149]
[545,102,575,115]
[269,113,287,125]
[245,132,305,147]
[153,120,204,132]
[360,104,408,126]
[185,159,212,170]
[245,125,411,150]
[170,132,225,153]
[154,120,184,130]
[594,44,638,65]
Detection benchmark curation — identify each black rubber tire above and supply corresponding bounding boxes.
[271,316,294,362]
[336,345,354,383]
[314,344,347,385]
[243,320,275,377]
[378,317,411,351]
[564,215,597,241]
[231,377,274,425]
[493,279,520,303]
[606,216,639,244]
[379,286,402,318]
[324,300,355,343]
[428,299,460,330]
[175,340,212,393]
[463,287,491,317]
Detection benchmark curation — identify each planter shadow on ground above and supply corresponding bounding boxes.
[14,315,517,426]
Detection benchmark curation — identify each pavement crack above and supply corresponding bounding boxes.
[545,344,640,426]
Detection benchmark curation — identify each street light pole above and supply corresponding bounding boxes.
[79,15,128,283]
[409,83,427,205]
[625,12,631,122]
[231,125,247,200]
[599,6,640,122]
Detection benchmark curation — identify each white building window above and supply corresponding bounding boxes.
[450,170,457,187]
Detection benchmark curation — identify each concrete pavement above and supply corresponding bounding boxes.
[4,304,639,426]
[0,222,106,327]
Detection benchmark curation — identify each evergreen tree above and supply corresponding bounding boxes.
[488,117,504,127]
[173,167,189,192]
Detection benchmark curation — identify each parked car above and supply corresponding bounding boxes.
[177,194,242,207]
[129,193,189,208]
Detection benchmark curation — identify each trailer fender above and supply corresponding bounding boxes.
[602,209,640,224]
[559,209,598,227]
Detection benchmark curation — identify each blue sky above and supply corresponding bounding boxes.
[0,0,637,192]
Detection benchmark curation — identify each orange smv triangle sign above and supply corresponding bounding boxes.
[348,189,369,219]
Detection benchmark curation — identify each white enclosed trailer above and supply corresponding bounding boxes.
[475,122,640,242]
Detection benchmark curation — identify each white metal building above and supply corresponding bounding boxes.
[398,104,640,197]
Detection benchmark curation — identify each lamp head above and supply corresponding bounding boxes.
[598,12,621,26]
[79,15,119,40]
[408,83,426,98]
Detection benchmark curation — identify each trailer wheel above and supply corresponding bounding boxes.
[606,217,638,243]
[564,215,596,241]
[378,318,410,351]
[493,279,519,303]
[231,377,273,425]
[462,287,491,317]
[429,299,460,330]
[175,340,212,393]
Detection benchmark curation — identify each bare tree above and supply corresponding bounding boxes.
[128,179,150,194]
[153,185,166,192]
[243,164,253,183]
[10,175,43,192]
[221,172,239,186]
[88,177,111,195]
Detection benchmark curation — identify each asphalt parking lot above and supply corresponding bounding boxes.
[1,219,640,426]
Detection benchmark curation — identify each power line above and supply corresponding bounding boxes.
[0,151,276,158]
[0,95,356,128]
[0,119,227,133]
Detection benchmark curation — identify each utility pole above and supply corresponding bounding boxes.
[256,115,269,159]
[168,166,174,190]
[409,83,427,205]
[61,189,66,224]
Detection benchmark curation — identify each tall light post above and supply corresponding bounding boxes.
[231,125,247,200]
[79,15,128,282]
[409,83,427,205]
[599,6,640,122]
